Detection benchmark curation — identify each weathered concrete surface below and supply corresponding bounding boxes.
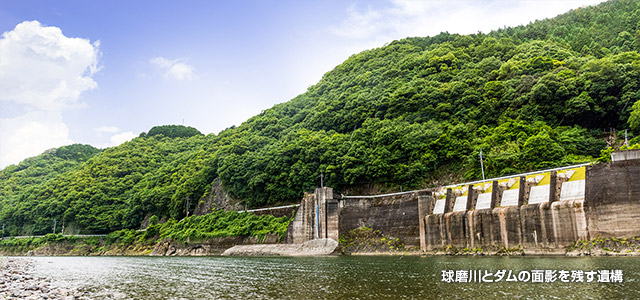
[339,191,427,247]
[222,238,339,256]
[424,213,446,249]
[282,158,640,255]
[418,159,640,253]
[422,199,589,252]
[611,148,640,161]
[316,188,340,241]
[417,194,432,251]
[585,159,640,238]
[418,164,596,252]
[287,193,315,244]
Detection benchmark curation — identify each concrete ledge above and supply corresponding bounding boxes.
[221,238,339,256]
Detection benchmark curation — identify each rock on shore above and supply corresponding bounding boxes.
[222,238,339,256]
[0,257,95,300]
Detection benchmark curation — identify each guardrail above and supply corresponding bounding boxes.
[0,234,108,240]
[343,189,431,199]
[238,204,300,213]
[340,163,593,198]
[441,162,591,189]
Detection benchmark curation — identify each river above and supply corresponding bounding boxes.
[21,255,640,299]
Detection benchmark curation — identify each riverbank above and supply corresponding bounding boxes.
[5,255,638,299]
[0,234,283,257]
[0,257,92,299]
[3,234,640,257]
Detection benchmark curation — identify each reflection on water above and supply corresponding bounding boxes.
[27,255,640,299]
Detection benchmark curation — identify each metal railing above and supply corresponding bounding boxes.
[340,162,592,199]
[343,189,431,199]
[441,162,591,189]
[0,234,108,240]
[238,204,300,213]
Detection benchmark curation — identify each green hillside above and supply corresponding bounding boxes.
[2,0,640,235]
[0,144,100,202]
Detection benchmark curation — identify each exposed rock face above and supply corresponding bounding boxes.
[193,178,243,215]
[221,238,339,256]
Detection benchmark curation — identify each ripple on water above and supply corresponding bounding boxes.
[20,255,640,299]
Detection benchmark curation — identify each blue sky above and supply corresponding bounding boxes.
[0,0,605,168]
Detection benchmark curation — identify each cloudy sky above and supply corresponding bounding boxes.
[0,0,605,169]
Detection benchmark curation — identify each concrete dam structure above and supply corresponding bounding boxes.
[285,149,640,254]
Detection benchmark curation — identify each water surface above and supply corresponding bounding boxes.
[26,255,640,299]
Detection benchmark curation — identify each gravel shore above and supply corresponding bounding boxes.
[0,257,91,300]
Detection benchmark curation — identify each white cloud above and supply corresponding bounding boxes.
[109,131,136,147]
[330,4,382,39]
[150,57,194,80]
[330,0,606,50]
[0,20,101,111]
[95,125,120,135]
[0,111,73,168]
[0,20,101,169]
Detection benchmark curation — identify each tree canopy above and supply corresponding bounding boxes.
[1,0,639,235]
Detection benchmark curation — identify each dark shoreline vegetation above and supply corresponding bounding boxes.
[0,210,292,256]
[2,0,640,244]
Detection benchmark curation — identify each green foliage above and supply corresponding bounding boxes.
[149,215,159,226]
[339,226,405,253]
[597,143,640,163]
[629,100,640,133]
[2,0,639,235]
[0,134,215,235]
[103,209,291,245]
[158,209,292,242]
[142,125,203,138]
[597,147,615,162]
[0,234,77,248]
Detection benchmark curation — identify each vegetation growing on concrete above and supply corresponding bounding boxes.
[567,236,640,255]
[338,226,408,254]
[430,244,524,256]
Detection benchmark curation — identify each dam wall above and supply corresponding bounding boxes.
[422,165,590,252]
[339,190,429,247]
[287,188,426,247]
[584,158,640,238]
[286,149,640,253]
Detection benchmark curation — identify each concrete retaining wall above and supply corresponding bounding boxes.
[284,155,640,254]
[339,191,428,247]
[417,159,640,252]
[585,158,640,238]
[420,165,593,252]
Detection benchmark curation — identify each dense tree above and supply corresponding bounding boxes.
[1,0,638,235]
[141,125,203,138]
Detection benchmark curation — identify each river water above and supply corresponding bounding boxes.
[23,255,640,299]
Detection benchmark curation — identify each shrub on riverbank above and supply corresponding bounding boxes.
[158,210,291,242]
[0,209,292,255]
[0,234,73,248]
[102,209,292,246]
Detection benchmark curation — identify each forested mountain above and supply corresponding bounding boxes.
[2,0,640,235]
[0,144,100,202]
